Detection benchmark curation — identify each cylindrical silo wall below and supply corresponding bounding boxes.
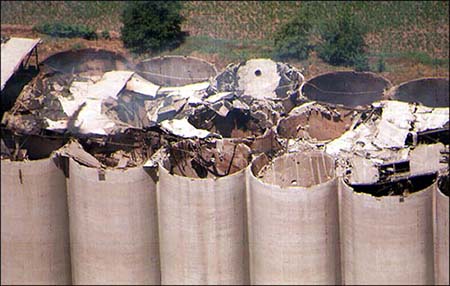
[67,158,160,285]
[435,177,449,285]
[340,179,435,285]
[247,153,340,285]
[1,158,72,285]
[158,165,249,285]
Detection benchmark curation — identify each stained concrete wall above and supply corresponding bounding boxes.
[247,152,340,285]
[136,55,217,86]
[435,175,449,285]
[340,177,435,285]
[67,158,160,285]
[1,157,72,285]
[387,78,449,108]
[301,71,391,108]
[157,162,249,284]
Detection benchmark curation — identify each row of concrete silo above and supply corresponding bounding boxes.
[1,51,449,285]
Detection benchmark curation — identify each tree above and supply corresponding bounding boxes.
[318,8,369,70]
[121,1,186,54]
[273,11,313,61]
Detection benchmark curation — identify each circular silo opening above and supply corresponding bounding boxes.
[136,55,217,87]
[346,172,437,197]
[161,139,251,179]
[301,71,391,108]
[277,103,358,142]
[387,78,449,108]
[41,48,131,75]
[1,128,67,161]
[252,151,335,188]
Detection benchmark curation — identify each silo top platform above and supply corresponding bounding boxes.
[1,37,40,91]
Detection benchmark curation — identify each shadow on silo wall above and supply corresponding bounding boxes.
[301,71,391,108]
[387,78,449,108]
[435,174,449,285]
[157,140,251,284]
[41,49,132,75]
[136,55,217,86]
[340,173,436,285]
[247,152,340,285]
[0,133,71,284]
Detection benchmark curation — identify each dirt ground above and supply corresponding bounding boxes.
[2,24,448,85]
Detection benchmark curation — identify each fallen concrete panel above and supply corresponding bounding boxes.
[67,158,160,285]
[1,157,71,284]
[340,176,435,285]
[247,152,340,284]
[136,55,217,86]
[1,37,40,90]
[300,71,391,108]
[157,141,251,284]
[435,174,449,285]
[387,77,449,108]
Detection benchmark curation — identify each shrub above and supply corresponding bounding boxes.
[33,22,97,40]
[317,8,368,68]
[376,56,386,72]
[121,1,186,54]
[273,11,314,61]
[101,30,111,40]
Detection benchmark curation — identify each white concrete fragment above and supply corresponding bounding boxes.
[236,59,279,99]
[160,118,210,138]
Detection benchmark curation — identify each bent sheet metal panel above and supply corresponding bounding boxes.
[340,178,434,285]
[435,182,449,285]
[0,157,72,284]
[67,158,160,285]
[247,153,340,285]
[157,165,249,285]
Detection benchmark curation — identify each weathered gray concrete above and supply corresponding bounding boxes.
[136,55,217,86]
[67,158,160,285]
[1,157,72,285]
[247,152,340,285]
[157,142,250,285]
[301,71,391,108]
[435,175,449,285]
[340,177,435,285]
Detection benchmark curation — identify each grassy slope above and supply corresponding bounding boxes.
[1,1,448,81]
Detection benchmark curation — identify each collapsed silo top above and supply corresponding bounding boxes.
[41,48,131,75]
[387,77,449,108]
[277,102,358,142]
[136,55,217,87]
[160,139,251,179]
[301,71,391,108]
[214,58,303,100]
[253,152,335,188]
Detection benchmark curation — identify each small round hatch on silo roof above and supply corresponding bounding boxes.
[387,77,449,108]
[136,55,217,87]
[41,48,131,75]
[301,71,391,108]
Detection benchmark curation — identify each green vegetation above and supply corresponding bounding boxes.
[1,1,448,66]
[101,30,111,40]
[33,22,97,40]
[317,8,369,70]
[273,11,313,61]
[121,1,185,54]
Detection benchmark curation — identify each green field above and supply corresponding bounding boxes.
[1,1,448,65]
